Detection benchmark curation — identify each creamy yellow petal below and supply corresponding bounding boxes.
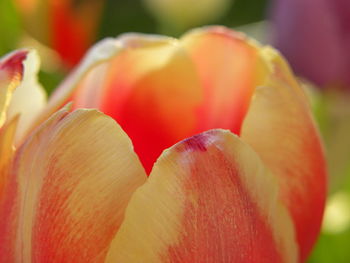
[7,50,46,144]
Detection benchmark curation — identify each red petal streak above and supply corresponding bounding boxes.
[167,132,283,262]
[0,51,28,80]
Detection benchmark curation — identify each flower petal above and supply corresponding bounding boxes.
[49,34,202,172]
[180,26,260,135]
[43,37,123,120]
[0,50,27,128]
[0,116,18,203]
[241,48,327,260]
[105,129,298,263]
[7,50,46,144]
[0,108,147,262]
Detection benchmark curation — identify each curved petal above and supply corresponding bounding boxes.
[0,50,27,128]
[241,47,327,260]
[0,108,147,262]
[37,37,122,126]
[105,129,298,263]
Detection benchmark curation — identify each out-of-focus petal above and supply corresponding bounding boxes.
[0,50,27,128]
[7,50,46,144]
[0,108,147,262]
[0,116,18,203]
[241,47,327,260]
[48,34,202,172]
[50,0,104,67]
[105,129,298,263]
[180,26,260,135]
[15,0,104,67]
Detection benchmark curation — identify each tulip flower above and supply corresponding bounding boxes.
[1,26,325,262]
[271,0,350,89]
[13,0,104,67]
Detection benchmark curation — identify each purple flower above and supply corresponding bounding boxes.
[271,0,350,89]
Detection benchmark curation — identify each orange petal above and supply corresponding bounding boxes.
[180,26,259,135]
[106,129,298,263]
[0,50,28,128]
[0,108,146,262]
[241,47,327,261]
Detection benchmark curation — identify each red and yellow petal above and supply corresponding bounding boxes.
[241,47,327,261]
[105,129,298,263]
[48,28,262,172]
[97,35,202,173]
[180,26,259,135]
[0,108,147,262]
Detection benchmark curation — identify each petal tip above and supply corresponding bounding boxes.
[0,50,29,79]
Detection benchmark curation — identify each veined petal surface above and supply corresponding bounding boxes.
[106,129,298,263]
[0,108,147,262]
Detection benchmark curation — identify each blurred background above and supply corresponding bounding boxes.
[1,0,350,262]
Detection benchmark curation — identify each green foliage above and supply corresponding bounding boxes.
[98,0,270,38]
[309,230,350,263]
[0,0,22,56]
